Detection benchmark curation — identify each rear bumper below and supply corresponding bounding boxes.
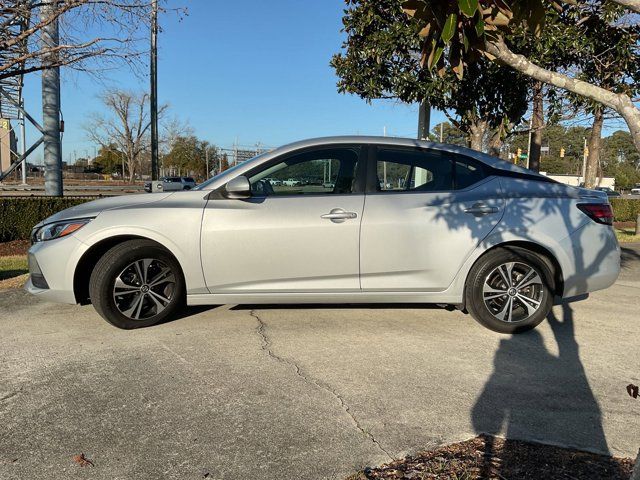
[560,222,620,298]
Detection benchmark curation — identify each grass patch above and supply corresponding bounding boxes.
[615,227,640,243]
[0,255,28,281]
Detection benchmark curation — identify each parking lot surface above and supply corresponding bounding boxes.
[1,245,639,479]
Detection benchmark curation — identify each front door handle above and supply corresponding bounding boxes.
[321,208,358,223]
[464,203,499,215]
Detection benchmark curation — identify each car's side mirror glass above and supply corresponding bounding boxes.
[225,175,251,199]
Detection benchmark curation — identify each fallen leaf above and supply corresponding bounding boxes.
[72,453,94,467]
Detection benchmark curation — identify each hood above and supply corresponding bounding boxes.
[38,192,175,226]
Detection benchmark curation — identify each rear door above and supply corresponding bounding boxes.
[360,146,504,291]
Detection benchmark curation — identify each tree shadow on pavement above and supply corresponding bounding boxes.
[620,244,640,269]
[471,303,626,478]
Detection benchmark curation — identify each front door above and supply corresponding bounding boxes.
[201,146,365,293]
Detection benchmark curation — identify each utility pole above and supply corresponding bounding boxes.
[418,99,431,140]
[150,0,159,181]
[205,147,209,179]
[41,0,62,196]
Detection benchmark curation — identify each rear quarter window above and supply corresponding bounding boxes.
[454,157,486,190]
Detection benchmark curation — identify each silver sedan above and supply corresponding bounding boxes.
[26,136,620,333]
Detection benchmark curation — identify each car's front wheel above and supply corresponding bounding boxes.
[89,239,185,329]
[465,247,555,334]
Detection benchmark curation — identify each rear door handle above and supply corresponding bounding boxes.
[321,208,358,223]
[464,203,499,215]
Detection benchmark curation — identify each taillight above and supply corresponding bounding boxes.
[577,203,613,226]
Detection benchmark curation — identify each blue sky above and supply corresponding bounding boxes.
[22,0,446,164]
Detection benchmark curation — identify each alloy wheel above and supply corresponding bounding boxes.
[482,261,545,323]
[112,258,176,320]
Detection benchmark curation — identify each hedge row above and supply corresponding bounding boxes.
[610,198,640,223]
[0,197,92,242]
[0,195,638,243]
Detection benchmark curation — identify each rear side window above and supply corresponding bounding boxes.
[375,148,485,192]
[455,158,485,190]
[377,148,453,192]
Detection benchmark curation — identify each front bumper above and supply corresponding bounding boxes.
[24,235,85,305]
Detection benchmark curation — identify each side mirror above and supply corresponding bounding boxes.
[225,175,251,199]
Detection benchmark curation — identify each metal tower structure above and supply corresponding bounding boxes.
[0,1,58,193]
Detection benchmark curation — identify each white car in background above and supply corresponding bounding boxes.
[26,136,620,333]
[631,185,640,195]
[145,176,196,192]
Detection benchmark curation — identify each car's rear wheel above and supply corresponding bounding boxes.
[89,239,185,329]
[465,247,555,334]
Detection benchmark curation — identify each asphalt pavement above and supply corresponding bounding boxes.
[1,245,639,479]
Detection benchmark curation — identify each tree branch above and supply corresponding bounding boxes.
[612,0,640,14]
[485,37,640,151]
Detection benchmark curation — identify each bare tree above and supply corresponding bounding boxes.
[85,89,166,182]
[0,0,184,81]
[160,115,193,154]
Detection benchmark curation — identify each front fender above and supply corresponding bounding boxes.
[73,213,208,295]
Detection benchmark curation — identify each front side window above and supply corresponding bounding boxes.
[376,148,485,192]
[249,147,360,196]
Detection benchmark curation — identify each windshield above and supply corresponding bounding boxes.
[195,151,271,190]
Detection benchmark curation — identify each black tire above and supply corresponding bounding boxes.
[89,239,185,329]
[465,247,555,334]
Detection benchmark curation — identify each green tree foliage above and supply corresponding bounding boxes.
[93,144,125,175]
[402,0,640,151]
[163,136,219,180]
[560,4,640,187]
[331,0,530,151]
[503,124,640,187]
[431,122,467,146]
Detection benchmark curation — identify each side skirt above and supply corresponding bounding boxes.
[186,291,463,306]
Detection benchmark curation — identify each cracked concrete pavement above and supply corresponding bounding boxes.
[1,244,639,479]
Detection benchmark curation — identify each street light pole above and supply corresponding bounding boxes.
[150,0,159,181]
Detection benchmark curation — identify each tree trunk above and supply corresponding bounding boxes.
[485,38,640,153]
[585,107,604,189]
[487,129,502,157]
[529,82,544,172]
[468,120,487,151]
[127,154,136,183]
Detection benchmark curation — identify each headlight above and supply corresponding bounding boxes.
[32,219,92,243]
